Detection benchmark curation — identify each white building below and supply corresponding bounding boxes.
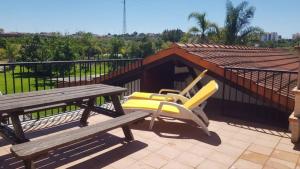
[292,33,300,40]
[261,32,280,42]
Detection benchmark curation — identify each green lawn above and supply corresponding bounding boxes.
[0,63,112,94]
[0,63,115,120]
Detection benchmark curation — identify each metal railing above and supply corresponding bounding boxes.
[222,67,298,127]
[0,59,143,124]
[0,59,298,128]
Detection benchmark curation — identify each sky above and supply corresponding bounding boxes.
[0,0,299,38]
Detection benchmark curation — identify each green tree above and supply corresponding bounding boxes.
[19,35,49,62]
[224,0,263,44]
[109,37,124,59]
[5,43,20,63]
[188,12,219,43]
[0,37,7,48]
[124,41,140,58]
[139,37,154,58]
[162,29,184,42]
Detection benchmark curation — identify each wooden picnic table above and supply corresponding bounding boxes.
[0,84,133,144]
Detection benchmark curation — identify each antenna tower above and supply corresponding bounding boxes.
[123,0,127,34]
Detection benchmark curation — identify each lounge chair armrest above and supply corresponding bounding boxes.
[158,89,181,94]
[149,94,173,101]
[157,101,188,113]
[166,93,189,103]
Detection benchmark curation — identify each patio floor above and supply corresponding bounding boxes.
[0,112,299,169]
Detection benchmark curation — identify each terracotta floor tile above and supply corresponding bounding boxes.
[234,133,256,143]
[240,151,268,165]
[0,114,297,169]
[257,134,281,142]
[230,159,263,169]
[218,129,235,138]
[175,151,205,167]
[226,139,251,149]
[161,160,193,169]
[196,141,219,150]
[110,157,136,169]
[135,130,158,140]
[128,149,152,160]
[144,139,164,152]
[239,129,261,137]
[156,145,181,160]
[275,143,300,155]
[150,136,172,145]
[215,144,244,157]
[207,151,237,166]
[196,159,229,169]
[128,161,155,169]
[141,153,169,168]
[167,140,194,151]
[247,144,274,156]
[187,144,215,157]
[264,157,296,169]
[271,149,299,163]
[279,138,294,146]
[253,138,279,148]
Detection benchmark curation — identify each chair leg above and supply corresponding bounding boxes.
[190,113,211,136]
[24,160,35,169]
[149,111,160,129]
[193,102,209,126]
[193,109,209,126]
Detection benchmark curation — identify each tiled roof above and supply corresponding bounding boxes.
[144,43,299,111]
[175,43,299,71]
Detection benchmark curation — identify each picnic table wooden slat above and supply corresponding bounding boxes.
[0,84,115,101]
[0,85,113,104]
[0,85,126,114]
[0,84,115,102]
[0,87,125,112]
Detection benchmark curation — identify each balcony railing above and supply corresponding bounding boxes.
[0,60,297,128]
[0,59,143,124]
[223,67,297,111]
[222,67,297,127]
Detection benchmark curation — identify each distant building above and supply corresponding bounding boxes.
[261,32,280,42]
[292,33,300,40]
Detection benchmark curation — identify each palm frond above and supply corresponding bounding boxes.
[188,12,208,33]
[208,22,220,35]
[188,27,200,34]
[238,26,263,42]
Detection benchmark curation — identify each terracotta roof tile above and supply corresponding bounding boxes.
[173,43,299,106]
[175,43,298,71]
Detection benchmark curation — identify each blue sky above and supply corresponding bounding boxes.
[0,0,299,38]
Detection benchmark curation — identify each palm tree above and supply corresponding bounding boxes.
[188,12,219,43]
[5,43,20,63]
[225,0,263,44]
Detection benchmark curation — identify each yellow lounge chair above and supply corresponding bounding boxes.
[122,80,219,136]
[127,69,208,102]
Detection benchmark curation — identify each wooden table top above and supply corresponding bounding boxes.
[0,84,127,114]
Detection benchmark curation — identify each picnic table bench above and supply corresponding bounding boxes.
[11,111,150,169]
[0,84,150,169]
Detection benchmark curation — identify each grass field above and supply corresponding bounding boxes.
[0,63,115,121]
[0,63,112,94]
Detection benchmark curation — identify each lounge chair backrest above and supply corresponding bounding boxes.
[183,80,218,110]
[179,69,208,97]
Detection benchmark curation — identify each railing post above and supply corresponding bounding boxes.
[289,46,300,143]
[295,46,300,89]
